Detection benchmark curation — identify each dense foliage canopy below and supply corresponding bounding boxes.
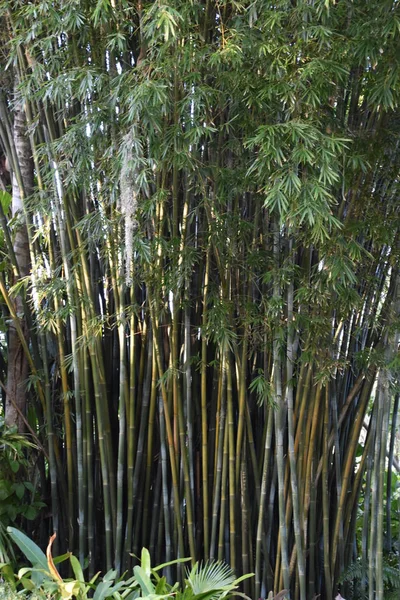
[0,2,400,600]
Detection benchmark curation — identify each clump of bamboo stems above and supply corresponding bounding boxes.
[0,3,399,600]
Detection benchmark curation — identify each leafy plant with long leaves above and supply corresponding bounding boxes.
[0,419,43,563]
[2,529,252,600]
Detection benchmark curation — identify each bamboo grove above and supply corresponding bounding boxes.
[0,1,400,599]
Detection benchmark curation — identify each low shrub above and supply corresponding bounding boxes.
[0,527,253,600]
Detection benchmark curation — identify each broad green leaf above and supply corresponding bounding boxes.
[10,460,19,473]
[6,505,17,522]
[141,547,151,577]
[7,527,48,571]
[134,565,155,595]
[152,557,191,572]
[70,554,85,582]
[89,571,102,585]
[23,506,37,520]
[13,482,25,499]
[94,580,126,600]
[231,573,254,586]
[93,580,113,600]
[18,567,35,577]
[103,568,118,581]
[53,552,73,564]
[0,190,11,212]
[19,576,35,591]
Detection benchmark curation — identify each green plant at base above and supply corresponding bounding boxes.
[2,529,253,600]
[0,584,50,600]
[0,419,44,563]
[339,557,400,600]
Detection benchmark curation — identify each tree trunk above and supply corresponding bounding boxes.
[5,100,32,431]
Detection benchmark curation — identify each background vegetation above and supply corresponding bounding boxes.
[0,1,399,599]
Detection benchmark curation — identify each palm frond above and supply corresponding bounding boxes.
[186,561,236,595]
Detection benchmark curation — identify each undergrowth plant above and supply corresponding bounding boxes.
[0,420,44,563]
[339,557,400,600]
[0,528,253,600]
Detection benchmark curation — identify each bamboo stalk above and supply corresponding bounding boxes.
[218,408,229,563]
[131,326,153,557]
[273,225,290,592]
[201,245,211,558]
[141,350,158,549]
[369,388,382,600]
[149,296,185,559]
[226,351,236,570]
[386,393,399,552]
[115,270,127,573]
[210,355,227,559]
[83,349,95,577]
[159,397,172,570]
[124,295,137,565]
[286,243,306,600]
[332,375,374,572]
[255,403,274,599]
[322,386,332,600]
[376,366,390,600]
